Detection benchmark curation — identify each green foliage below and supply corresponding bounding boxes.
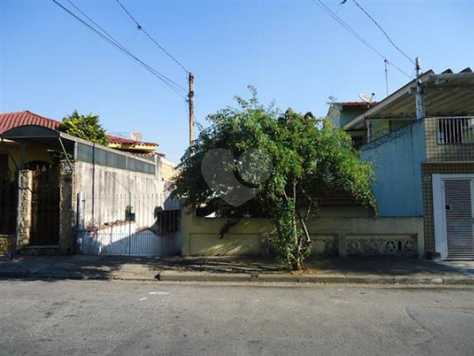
[59,111,108,146]
[174,89,375,270]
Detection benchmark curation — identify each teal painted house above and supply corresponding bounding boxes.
[334,68,474,259]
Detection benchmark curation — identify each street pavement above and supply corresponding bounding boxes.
[0,280,473,356]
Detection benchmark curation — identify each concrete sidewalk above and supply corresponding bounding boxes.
[0,255,473,285]
[0,255,161,281]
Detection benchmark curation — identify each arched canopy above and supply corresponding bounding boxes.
[1,125,59,141]
[0,125,75,152]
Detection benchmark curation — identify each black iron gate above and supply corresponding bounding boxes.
[30,167,60,245]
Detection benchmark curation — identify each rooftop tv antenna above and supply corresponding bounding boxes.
[359,93,375,103]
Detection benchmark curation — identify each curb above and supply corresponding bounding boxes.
[1,270,473,286]
[0,271,108,280]
[156,271,474,286]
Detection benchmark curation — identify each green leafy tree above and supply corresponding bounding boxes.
[59,111,108,146]
[174,90,375,270]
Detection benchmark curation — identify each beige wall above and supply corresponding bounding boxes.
[159,157,177,182]
[157,156,179,210]
[181,208,424,257]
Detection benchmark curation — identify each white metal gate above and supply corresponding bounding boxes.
[97,228,161,257]
[80,223,162,257]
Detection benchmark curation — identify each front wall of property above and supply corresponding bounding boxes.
[422,162,474,255]
[73,161,164,230]
[360,120,426,217]
[181,209,424,257]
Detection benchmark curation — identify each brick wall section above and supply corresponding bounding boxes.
[59,160,75,254]
[422,162,474,255]
[16,170,32,249]
[425,117,474,161]
[0,235,13,255]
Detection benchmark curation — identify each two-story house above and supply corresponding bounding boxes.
[339,68,474,260]
[327,100,377,148]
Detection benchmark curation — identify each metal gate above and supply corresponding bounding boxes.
[444,179,474,258]
[30,166,60,245]
[79,202,180,257]
[95,226,161,257]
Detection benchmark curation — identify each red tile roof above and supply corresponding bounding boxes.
[0,111,157,146]
[0,111,60,134]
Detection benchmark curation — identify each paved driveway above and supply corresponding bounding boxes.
[0,280,473,356]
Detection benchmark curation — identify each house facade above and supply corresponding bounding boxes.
[340,68,474,260]
[327,101,377,148]
[0,111,179,256]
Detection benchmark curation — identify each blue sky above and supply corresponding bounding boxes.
[1,0,472,161]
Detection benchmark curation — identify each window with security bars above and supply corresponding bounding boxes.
[437,117,474,144]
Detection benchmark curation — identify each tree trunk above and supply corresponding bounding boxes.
[292,181,302,270]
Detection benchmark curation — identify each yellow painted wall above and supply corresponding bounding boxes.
[181,208,425,257]
[159,157,176,182]
[0,141,53,180]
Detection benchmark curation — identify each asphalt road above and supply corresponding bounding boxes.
[0,281,473,356]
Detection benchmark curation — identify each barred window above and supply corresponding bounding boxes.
[437,117,474,145]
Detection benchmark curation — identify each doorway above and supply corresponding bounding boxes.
[29,165,60,246]
[433,174,474,259]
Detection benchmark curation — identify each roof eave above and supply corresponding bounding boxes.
[343,70,435,130]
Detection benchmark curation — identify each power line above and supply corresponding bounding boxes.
[113,0,195,146]
[51,0,187,98]
[349,0,415,65]
[311,0,413,79]
[64,0,186,93]
[114,0,190,74]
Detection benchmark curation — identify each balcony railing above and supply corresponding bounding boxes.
[437,117,474,145]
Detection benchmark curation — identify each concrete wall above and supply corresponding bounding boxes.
[361,120,426,217]
[181,209,424,257]
[73,161,164,230]
[328,105,368,129]
[157,156,180,210]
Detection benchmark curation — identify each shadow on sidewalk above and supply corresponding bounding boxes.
[0,255,467,281]
[0,255,162,282]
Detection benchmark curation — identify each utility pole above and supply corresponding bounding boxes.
[415,57,425,120]
[188,72,195,145]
